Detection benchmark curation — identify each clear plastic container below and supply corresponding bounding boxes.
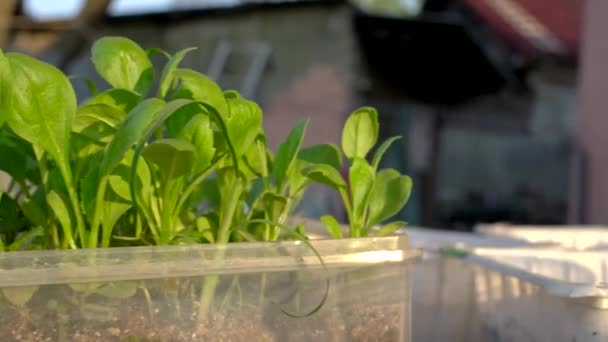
[404,227,533,342]
[0,235,420,341]
[466,247,608,342]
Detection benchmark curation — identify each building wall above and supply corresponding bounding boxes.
[572,0,608,224]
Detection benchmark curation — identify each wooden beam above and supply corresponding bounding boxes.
[76,0,112,24]
[0,0,18,47]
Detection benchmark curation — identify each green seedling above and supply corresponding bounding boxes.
[0,35,413,331]
[308,107,413,238]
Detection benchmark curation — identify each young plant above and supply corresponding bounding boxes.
[306,107,413,238]
[0,35,413,327]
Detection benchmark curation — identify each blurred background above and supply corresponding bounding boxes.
[0,0,595,231]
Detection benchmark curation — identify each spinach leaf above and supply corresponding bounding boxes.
[341,107,378,160]
[298,143,342,170]
[142,139,196,181]
[100,98,165,176]
[177,114,215,175]
[273,119,308,190]
[5,53,76,170]
[158,47,197,99]
[91,37,154,96]
[171,68,228,118]
[367,169,412,228]
[320,215,343,239]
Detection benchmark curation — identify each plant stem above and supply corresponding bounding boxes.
[198,274,220,321]
[57,162,81,249]
[160,178,176,245]
[338,188,357,238]
[217,180,243,244]
[173,156,225,223]
[198,178,244,321]
[89,175,108,248]
[258,273,267,308]
[50,223,60,249]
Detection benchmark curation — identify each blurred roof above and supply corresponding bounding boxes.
[464,0,583,59]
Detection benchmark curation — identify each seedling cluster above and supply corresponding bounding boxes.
[0,37,413,328]
[0,36,412,252]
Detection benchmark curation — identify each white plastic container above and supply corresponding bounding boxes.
[0,235,420,341]
[475,223,608,250]
[404,227,535,342]
[466,247,608,342]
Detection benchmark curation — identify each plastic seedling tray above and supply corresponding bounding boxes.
[466,247,608,342]
[0,234,420,341]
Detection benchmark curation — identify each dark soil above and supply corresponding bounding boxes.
[2,302,274,342]
[0,285,404,342]
[2,305,403,342]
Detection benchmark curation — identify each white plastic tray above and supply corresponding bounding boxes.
[476,223,608,250]
[466,247,608,341]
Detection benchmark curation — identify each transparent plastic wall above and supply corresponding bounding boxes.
[0,235,420,341]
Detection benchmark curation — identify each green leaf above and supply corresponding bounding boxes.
[145,47,171,59]
[164,99,206,138]
[101,192,131,247]
[349,158,374,221]
[177,114,215,174]
[0,50,12,127]
[7,226,43,251]
[320,215,343,239]
[0,133,30,180]
[142,139,196,181]
[94,281,137,299]
[80,168,100,222]
[273,119,308,190]
[262,191,287,220]
[84,88,140,114]
[286,158,311,197]
[302,164,346,190]
[72,104,124,162]
[46,191,73,239]
[108,149,152,202]
[91,37,154,95]
[2,286,38,306]
[242,134,268,178]
[73,104,124,132]
[341,107,379,160]
[298,143,342,170]
[371,136,401,171]
[84,78,99,96]
[224,90,241,100]
[20,197,48,227]
[172,68,228,118]
[0,195,26,234]
[225,97,263,157]
[5,53,76,168]
[196,216,216,243]
[367,169,412,228]
[375,221,406,237]
[158,47,197,99]
[100,98,165,176]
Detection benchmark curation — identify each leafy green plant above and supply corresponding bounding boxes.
[309,107,413,238]
[0,36,412,322]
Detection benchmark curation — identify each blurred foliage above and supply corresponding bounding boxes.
[351,0,426,17]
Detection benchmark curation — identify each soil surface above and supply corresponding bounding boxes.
[1,288,404,341]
